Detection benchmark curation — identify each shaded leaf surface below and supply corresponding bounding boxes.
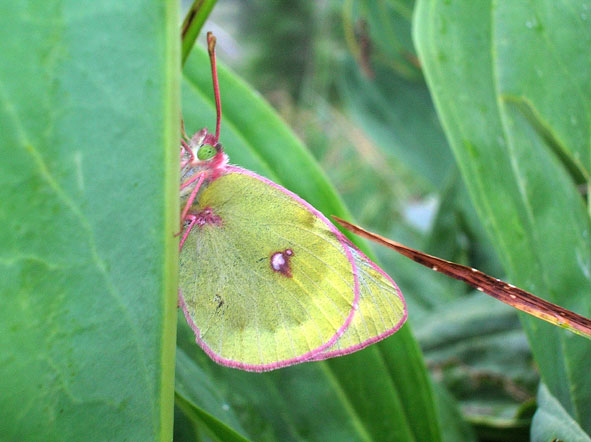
[532,383,591,442]
[0,1,179,440]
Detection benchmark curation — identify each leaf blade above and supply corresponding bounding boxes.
[0,0,180,439]
[414,0,591,434]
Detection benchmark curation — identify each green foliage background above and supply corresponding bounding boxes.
[1,0,589,441]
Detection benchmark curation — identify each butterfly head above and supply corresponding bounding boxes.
[196,143,218,161]
[181,35,228,179]
[185,128,228,175]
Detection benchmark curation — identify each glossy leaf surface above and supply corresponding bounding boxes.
[415,0,591,435]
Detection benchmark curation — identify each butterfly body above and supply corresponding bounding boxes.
[179,136,406,371]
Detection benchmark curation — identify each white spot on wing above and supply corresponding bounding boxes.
[271,253,285,271]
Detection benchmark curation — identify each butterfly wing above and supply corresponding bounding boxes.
[309,243,407,360]
[179,167,359,371]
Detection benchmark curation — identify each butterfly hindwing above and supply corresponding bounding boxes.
[309,244,407,360]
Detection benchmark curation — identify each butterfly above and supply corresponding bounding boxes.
[178,33,406,372]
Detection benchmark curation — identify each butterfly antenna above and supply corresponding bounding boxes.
[207,32,222,144]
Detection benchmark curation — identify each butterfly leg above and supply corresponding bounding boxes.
[175,172,206,238]
[180,173,205,219]
[179,214,198,251]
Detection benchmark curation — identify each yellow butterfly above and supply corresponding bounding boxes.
[178,33,406,372]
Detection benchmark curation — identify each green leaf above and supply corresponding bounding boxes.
[175,394,251,442]
[493,2,590,181]
[532,383,591,442]
[415,0,591,435]
[431,382,477,442]
[173,404,200,442]
[175,348,250,442]
[418,295,529,378]
[181,0,218,65]
[0,1,179,440]
[179,44,444,442]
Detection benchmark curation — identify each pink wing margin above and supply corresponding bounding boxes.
[179,166,361,372]
[306,239,408,362]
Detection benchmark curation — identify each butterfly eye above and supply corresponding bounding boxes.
[197,144,217,161]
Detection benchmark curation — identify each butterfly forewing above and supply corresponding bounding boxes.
[179,168,359,371]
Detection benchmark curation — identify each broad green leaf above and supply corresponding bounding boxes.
[173,405,200,442]
[175,394,251,442]
[0,1,179,440]
[415,0,591,435]
[494,2,590,180]
[178,44,443,442]
[532,383,591,442]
